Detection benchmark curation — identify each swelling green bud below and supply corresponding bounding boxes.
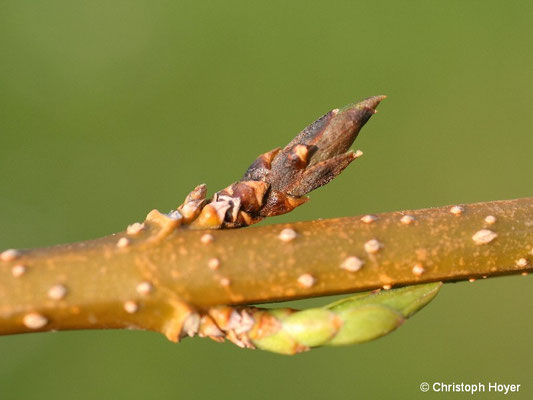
[249,283,441,354]
[327,305,403,346]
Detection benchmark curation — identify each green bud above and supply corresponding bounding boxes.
[251,283,441,354]
[282,309,339,347]
[327,304,404,346]
[328,282,442,317]
[325,291,374,309]
[251,330,307,355]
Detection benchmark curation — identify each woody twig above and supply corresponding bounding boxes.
[1,95,531,354]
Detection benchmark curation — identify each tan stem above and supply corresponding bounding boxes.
[1,197,532,339]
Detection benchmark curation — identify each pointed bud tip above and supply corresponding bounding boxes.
[359,95,387,110]
[340,95,387,114]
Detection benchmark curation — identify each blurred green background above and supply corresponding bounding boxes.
[1,1,532,399]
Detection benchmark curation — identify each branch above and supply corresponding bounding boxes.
[1,96,530,354]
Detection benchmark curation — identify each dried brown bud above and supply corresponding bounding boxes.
[225,181,269,213]
[238,211,264,226]
[184,96,384,229]
[267,95,385,197]
[243,148,281,182]
[178,184,208,222]
[215,194,241,223]
[291,151,359,197]
[184,184,207,202]
[259,191,308,217]
[191,201,231,229]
